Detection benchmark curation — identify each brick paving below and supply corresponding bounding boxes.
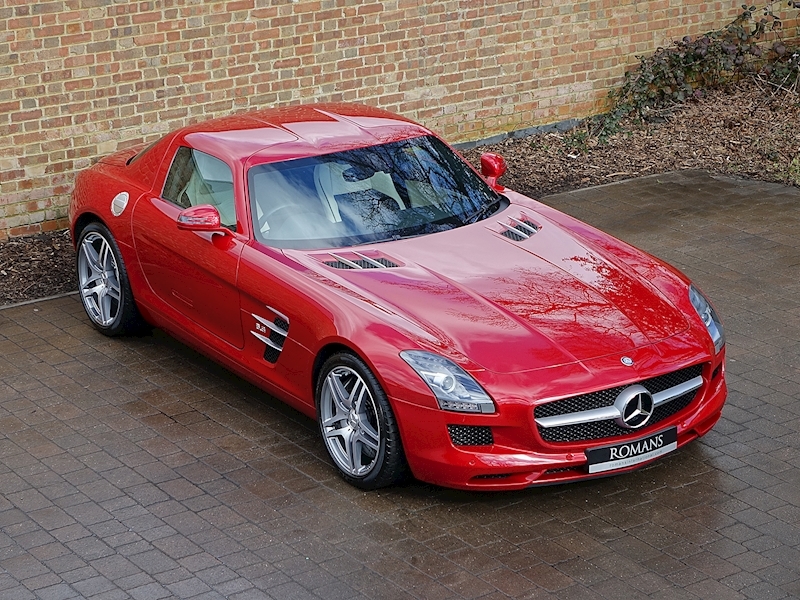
[2,170,800,599]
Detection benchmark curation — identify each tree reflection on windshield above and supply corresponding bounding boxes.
[248,135,503,249]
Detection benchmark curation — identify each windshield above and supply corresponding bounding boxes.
[248,135,503,249]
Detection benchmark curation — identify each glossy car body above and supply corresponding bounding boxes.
[69,104,726,490]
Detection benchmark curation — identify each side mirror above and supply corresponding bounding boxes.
[480,153,507,191]
[177,204,226,232]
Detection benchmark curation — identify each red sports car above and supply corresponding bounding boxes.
[69,104,726,491]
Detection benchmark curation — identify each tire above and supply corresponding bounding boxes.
[316,352,408,490]
[76,222,145,336]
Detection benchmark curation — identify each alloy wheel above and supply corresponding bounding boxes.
[78,231,122,327]
[319,365,382,477]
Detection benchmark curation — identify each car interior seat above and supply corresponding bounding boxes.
[314,163,404,223]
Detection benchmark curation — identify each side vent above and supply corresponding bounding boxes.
[250,306,290,364]
[499,217,540,241]
[322,251,399,269]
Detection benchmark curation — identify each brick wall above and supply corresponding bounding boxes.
[0,0,782,239]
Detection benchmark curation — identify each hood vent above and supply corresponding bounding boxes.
[499,217,539,241]
[323,251,399,269]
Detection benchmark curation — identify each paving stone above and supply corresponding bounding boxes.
[2,172,800,598]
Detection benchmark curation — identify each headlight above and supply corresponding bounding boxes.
[400,350,495,414]
[689,284,724,354]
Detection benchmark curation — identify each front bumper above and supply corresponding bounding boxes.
[391,351,727,491]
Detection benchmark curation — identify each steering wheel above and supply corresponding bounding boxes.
[262,205,299,231]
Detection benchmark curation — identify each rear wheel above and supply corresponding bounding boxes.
[316,352,407,489]
[76,222,144,336]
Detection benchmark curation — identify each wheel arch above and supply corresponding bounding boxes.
[312,341,410,489]
[311,338,412,401]
[312,342,359,396]
[74,218,148,336]
[309,325,438,412]
[72,211,104,247]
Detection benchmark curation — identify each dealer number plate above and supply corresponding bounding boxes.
[586,427,677,474]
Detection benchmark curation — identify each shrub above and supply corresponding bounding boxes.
[590,2,799,141]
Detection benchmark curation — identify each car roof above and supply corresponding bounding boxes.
[173,103,434,166]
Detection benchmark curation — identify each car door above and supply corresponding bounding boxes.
[131,144,245,349]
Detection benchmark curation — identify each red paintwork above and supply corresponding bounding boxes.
[69,103,727,491]
[177,205,224,231]
[480,152,507,191]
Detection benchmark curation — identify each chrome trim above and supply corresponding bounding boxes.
[328,252,363,269]
[352,251,386,269]
[250,330,283,351]
[613,384,654,429]
[252,313,289,335]
[652,375,702,406]
[535,375,703,429]
[508,216,538,234]
[250,306,290,359]
[497,220,530,239]
[266,305,290,324]
[536,405,619,428]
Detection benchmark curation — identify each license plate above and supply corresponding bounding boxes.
[586,427,677,474]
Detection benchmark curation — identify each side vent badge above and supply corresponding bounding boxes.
[250,306,290,364]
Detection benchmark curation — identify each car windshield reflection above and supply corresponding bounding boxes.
[248,135,503,249]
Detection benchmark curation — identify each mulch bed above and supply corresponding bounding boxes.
[460,79,800,199]
[0,230,76,306]
[2,79,798,306]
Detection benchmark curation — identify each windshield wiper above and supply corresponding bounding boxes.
[360,233,403,245]
[466,197,502,224]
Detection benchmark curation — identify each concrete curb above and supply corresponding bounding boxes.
[0,290,78,311]
[452,117,582,151]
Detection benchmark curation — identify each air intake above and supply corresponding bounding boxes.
[448,425,493,446]
[250,307,290,364]
[499,217,539,241]
[323,251,398,269]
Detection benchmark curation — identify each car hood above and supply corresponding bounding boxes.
[294,207,689,374]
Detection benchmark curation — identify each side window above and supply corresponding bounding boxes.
[162,147,236,228]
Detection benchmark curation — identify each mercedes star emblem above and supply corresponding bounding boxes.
[613,384,655,429]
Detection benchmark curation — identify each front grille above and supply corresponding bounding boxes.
[535,365,702,419]
[535,364,703,443]
[448,425,493,446]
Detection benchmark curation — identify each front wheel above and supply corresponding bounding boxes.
[316,353,408,490]
[76,222,145,336]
